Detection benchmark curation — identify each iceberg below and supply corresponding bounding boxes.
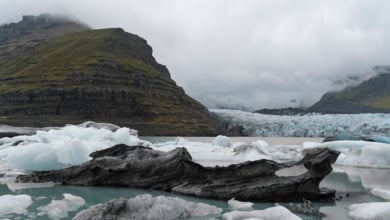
[37,193,85,219]
[73,194,222,220]
[0,125,149,171]
[228,198,254,211]
[0,194,32,216]
[371,189,390,201]
[303,141,390,168]
[210,109,390,137]
[222,205,301,220]
[348,202,390,220]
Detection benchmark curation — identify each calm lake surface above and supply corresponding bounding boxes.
[0,137,387,220]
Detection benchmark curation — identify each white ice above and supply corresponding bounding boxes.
[210,109,390,137]
[303,141,390,168]
[212,135,232,147]
[371,189,390,201]
[348,202,390,220]
[0,124,149,171]
[228,198,254,211]
[222,205,301,220]
[0,194,32,216]
[37,193,85,220]
[73,194,222,220]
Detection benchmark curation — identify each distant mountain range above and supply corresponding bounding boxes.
[254,70,390,114]
[0,14,218,135]
[309,70,390,113]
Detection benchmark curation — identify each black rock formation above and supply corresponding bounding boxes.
[16,144,340,202]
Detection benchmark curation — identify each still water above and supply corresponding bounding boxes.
[0,137,387,220]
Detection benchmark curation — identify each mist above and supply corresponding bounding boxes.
[1,0,390,110]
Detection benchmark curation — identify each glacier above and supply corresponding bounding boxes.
[211,109,390,137]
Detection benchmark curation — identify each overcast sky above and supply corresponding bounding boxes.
[1,0,390,110]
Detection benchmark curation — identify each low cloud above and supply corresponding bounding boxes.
[1,0,390,110]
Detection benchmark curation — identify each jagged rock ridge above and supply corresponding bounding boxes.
[0,15,217,135]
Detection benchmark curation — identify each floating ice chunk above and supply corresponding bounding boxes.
[228,198,254,211]
[212,135,232,148]
[2,125,147,171]
[223,205,301,220]
[302,141,390,168]
[371,189,390,201]
[37,193,85,220]
[73,194,222,220]
[0,194,32,216]
[348,202,390,220]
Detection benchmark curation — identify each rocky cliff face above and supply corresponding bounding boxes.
[309,71,390,113]
[0,15,218,135]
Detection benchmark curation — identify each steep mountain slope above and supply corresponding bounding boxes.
[309,70,390,113]
[0,15,217,135]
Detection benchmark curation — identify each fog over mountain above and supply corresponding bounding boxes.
[1,0,390,111]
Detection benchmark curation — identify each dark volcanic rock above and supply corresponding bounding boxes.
[17,144,340,202]
[0,15,218,136]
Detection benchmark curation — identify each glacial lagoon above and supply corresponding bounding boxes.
[0,134,389,219]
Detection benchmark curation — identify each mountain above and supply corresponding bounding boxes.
[309,69,390,113]
[0,15,218,135]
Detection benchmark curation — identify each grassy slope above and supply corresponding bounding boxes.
[0,28,216,134]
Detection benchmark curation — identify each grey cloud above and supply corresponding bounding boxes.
[1,0,390,110]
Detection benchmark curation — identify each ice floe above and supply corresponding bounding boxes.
[304,141,390,168]
[223,205,301,220]
[348,202,390,220]
[37,193,85,220]
[228,198,254,211]
[73,194,222,220]
[0,194,32,216]
[371,189,390,201]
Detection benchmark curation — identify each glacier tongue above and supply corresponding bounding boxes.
[210,109,390,137]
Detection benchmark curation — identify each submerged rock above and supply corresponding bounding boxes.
[72,194,222,220]
[16,145,339,202]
